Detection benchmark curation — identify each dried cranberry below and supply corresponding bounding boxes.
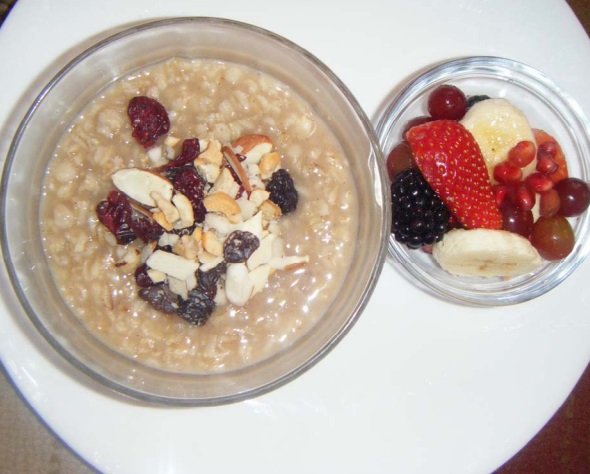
[197,261,227,299]
[266,169,298,214]
[127,96,170,149]
[138,284,179,313]
[130,213,164,242]
[173,167,207,223]
[177,289,216,325]
[134,263,154,288]
[96,191,136,244]
[223,231,260,263]
[163,138,200,169]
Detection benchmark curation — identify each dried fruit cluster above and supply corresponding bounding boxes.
[97,96,307,325]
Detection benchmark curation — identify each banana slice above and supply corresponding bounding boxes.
[432,228,542,277]
[460,98,536,182]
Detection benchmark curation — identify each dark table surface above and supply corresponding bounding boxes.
[0,0,589,473]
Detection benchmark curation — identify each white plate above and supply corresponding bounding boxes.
[1,0,589,472]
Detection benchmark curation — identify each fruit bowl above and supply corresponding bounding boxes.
[376,56,590,306]
[0,18,389,404]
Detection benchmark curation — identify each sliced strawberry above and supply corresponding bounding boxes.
[533,129,568,183]
[406,120,502,230]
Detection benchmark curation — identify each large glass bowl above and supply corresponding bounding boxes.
[376,56,590,306]
[0,18,389,405]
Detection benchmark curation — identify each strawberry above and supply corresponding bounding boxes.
[406,120,502,230]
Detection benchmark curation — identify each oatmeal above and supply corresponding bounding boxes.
[41,58,358,373]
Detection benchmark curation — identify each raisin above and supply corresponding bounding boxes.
[197,261,227,299]
[173,167,207,223]
[134,263,154,288]
[96,191,136,244]
[138,284,179,313]
[266,169,298,214]
[177,289,216,325]
[163,138,200,169]
[223,230,260,263]
[127,96,170,149]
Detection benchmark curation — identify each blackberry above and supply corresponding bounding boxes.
[391,168,452,249]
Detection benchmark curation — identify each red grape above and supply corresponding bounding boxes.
[530,215,575,260]
[427,85,467,120]
[501,202,533,238]
[386,142,415,181]
[554,177,590,217]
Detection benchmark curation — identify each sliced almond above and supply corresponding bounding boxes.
[203,192,242,224]
[240,211,264,240]
[173,234,199,261]
[232,135,273,164]
[147,269,167,284]
[147,146,167,166]
[168,276,188,300]
[140,241,157,263]
[198,252,224,272]
[186,272,198,292]
[260,199,282,223]
[146,250,199,281]
[202,230,224,257]
[152,211,174,231]
[111,168,173,207]
[270,255,309,271]
[213,281,227,306]
[222,146,251,193]
[249,264,270,296]
[198,138,223,165]
[192,226,203,243]
[164,136,180,147]
[194,158,222,184]
[204,213,240,236]
[236,196,257,221]
[225,263,254,306]
[247,233,276,270]
[249,188,270,208]
[151,190,180,225]
[172,193,195,228]
[210,167,239,197]
[259,152,281,180]
[158,232,180,248]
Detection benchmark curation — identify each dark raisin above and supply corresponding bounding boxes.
[138,284,179,313]
[197,261,227,300]
[163,138,200,169]
[96,191,136,244]
[266,169,298,214]
[177,289,216,325]
[129,213,164,242]
[173,167,207,223]
[127,96,170,149]
[134,263,154,288]
[223,230,260,263]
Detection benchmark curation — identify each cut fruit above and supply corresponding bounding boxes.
[460,99,536,182]
[432,228,542,277]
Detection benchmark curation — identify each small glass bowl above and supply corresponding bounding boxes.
[0,18,389,404]
[376,56,590,306]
